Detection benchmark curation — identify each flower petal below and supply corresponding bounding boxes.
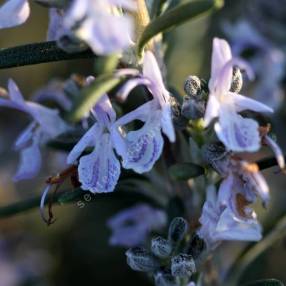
[264,135,285,170]
[8,78,25,103]
[215,109,260,152]
[27,102,70,137]
[14,122,36,150]
[160,105,175,142]
[121,112,164,173]
[204,94,220,127]
[0,0,30,29]
[143,51,169,105]
[94,94,116,124]
[217,175,233,207]
[231,92,273,113]
[209,38,232,92]
[13,133,42,181]
[117,78,151,102]
[75,12,133,55]
[215,208,262,241]
[67,123,102,164]
[78,133,120,193]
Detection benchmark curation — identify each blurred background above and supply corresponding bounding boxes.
[0,0,286,285]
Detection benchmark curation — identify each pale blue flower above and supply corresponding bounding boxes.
[64,0,136,55]
[0,79,69,181]
[67,94,122,193]
[0,0,30,29]
[112,51,175,173]
[197,182,262,250]
[204,38,273,152]
[107,203,167,247]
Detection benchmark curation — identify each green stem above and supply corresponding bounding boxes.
[224,214,286,286]
[0,186,162,219]
[0,41,96,69]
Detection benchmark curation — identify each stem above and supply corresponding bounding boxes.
[0,155,283,219]
[0,41,96,69]
[0,186,162,219]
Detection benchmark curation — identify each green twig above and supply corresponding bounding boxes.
[0,41,96,69]
[0,186,161,219]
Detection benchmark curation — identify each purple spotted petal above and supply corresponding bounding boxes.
[78,133,120,193]
[0,0,30,29]
[13,133,42,181]
[215,108,260,152]
[121,112,164,173]
[67,123,102,164]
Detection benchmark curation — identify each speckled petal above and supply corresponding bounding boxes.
[78,133,120,193]
[215,109,260,152]
[121,112,164,173]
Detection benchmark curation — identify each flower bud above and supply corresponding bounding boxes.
[126,247,160,272]
[171,254,196,278]
[154,272,179,286]
[151,236,173,258]
[230,67,243,93]
[168,217,188,245]
[184,76,201,97]
[187,234,206,259]
[202,142,230,176]
[181,96,206,120]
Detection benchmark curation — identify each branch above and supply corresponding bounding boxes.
[0,186,161,219]
[0,41,96,69]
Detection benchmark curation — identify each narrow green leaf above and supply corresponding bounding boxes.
[138,0,223,54]
[67,73,124,122]
[169,163,204,181]
[244,279,284,286]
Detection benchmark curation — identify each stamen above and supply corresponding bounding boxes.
[40,184,54,225]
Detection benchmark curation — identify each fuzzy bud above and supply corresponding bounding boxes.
[187,234,206,259]
[230,67,243,93]
[181,96,206,120]
[168,217,188,245]
[171,254,196,278]
[126,247,159,272]
[154,272,179,286]
[184,76,201,97]
[151,237,173,258]
[202,142,230,176]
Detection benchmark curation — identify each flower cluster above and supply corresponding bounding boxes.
[0,1,284,285]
